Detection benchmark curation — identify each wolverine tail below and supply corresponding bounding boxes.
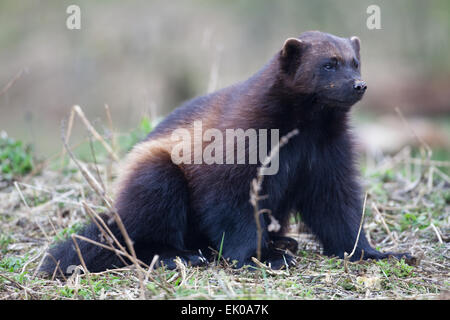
[39,214,131,277]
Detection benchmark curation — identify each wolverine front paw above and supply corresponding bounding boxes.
[158,251,208,269]
[363,250,418,266]
[264,253,296,270]
[239,252,296,270]
[269,235,298,254]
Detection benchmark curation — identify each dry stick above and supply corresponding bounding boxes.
[430,223,443,245]
[51,260,63,281]
[376,146,411,172]
[71,234,97,300]
[72,234,136,263]
[61,122,149,297]
[0,68,25,97]
[434,167,450,184]
[80,209,143,272]
[371,202,398,246]
[403,158,450,168]
[174,257,187,286]
[61,108,175,297]
[32,247,51,279]
[21,247,46,275]
[13,182,50,241]
[72,105,119,161]
[152,264,176,295]
[104,104,117,153]
[104,103,116,188]
[28,190,75,215]
[74,211,150,297]
[63,141,142,266]
[0,274,37,300]
[250,129,299,261]
[81,202,128,267]
[427,166,434,192]
[88,134,106,192]
[60,106,76,169]
[60,122,113,206]
[145,255,160,282]
[111,210,147,299]
[207,45,222,93]
[344,192,368,273]
[81,203,118,246]
[45,253,68,281]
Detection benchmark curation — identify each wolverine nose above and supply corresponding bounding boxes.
[353,80,367,92]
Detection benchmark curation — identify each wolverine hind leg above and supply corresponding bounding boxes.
[111,150,208,269]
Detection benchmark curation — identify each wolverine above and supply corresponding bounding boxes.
[40,31,411,275]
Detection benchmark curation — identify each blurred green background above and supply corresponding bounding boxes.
[0,0,449,158]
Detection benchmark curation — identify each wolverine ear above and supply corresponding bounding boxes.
[350,36,361,59]
[281,38,304,58]
[280,38,307,74]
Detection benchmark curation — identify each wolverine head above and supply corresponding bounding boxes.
[279,31,366,109]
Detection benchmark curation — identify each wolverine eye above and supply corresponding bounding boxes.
[352,58,359,69]
[323,58,338,71]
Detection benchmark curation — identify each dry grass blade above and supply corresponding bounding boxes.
[430,223,443,244]
[250,129,299,261]
[371,202,398,246]
[0,68,25,97]
[344,192,368,272]
[0,274,37,299]
[59,114,146,298]
[71,234,96,299]
[72,105,119,161]
[110,210,147,299]
[60,120,114,206]
[104,103,117,153]
[13,182,50,240]
[81,202,128,266]
[60,106,76,169]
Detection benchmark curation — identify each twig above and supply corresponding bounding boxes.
[21,247,46,275]
[88,134,106,192]
[0,274,37,299]
[13,182,49,240]
[60,107,76,169]
[344,192,368,272]
[81,202,128,266]
[45,253,67,281]
[250,129,299,261]
[0,68,26,97]
[104,103,116,187]
[434,167,450,184]
[145,254,160,282]
[60,121,113,207]
[111,210,147,299]
[430,223,443,245]
[104,104,117,153]
[402,158,450,168]
[207,45,223,93]
[71,234,97,299]
[371,202,398,246]
[72,105,119,161]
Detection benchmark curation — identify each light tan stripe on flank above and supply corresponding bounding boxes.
[113,137,172,197]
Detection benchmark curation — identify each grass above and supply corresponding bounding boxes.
[0,113,448,300]
[0,131,33,181]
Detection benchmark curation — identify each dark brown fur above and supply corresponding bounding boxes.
[40,31,411,275]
